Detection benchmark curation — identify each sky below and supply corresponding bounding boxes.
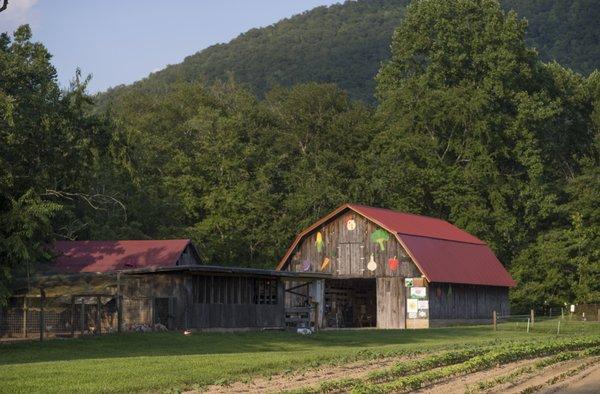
[0,0,342,93]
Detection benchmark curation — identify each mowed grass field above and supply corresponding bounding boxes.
[1,321,598,393]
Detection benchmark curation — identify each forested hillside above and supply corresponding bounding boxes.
[97,0,600,105]
[1,0,599,312]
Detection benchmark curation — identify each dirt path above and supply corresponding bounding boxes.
[197,354,419,393]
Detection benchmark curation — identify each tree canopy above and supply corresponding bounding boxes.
[95,0,600,107]
[0,0,598,311]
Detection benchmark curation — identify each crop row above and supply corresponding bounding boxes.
[349,337,600,393]
[468,345,600,392]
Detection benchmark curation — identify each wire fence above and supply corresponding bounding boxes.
[495,308,600,336]
[0,295,165,341]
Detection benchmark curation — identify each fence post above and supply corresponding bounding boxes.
[22,297,27,338]
[557,320,561,335]
[80,298,85,337]
[527,318,530,333]
[39,288,45,342]
[493,310,497,331]
[96,296,101,335]
[70,296,75,337]
[117,272,122,333]
[530,309,535,328]
[597,309,599,323]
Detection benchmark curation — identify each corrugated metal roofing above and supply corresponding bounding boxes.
[348,204,484,244]
[399,235,516,287]
[277,203,516,287]
[51,239,191,273]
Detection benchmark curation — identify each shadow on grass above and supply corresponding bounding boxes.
[0,325,539,365]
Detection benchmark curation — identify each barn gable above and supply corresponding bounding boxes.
[277,204,516,288]
[278,208,422,279]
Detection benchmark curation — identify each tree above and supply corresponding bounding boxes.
[0,26,122,303]
[368,0,595,267]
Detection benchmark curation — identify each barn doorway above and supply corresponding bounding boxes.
[324,279,376,328]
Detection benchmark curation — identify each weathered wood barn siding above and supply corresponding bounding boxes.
[124,272,285,330]
[428,283,509,325]
[289,212,420,278]
[284,212,422,329]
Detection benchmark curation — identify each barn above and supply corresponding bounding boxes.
[276,204,516,329]
[1,239,326,339]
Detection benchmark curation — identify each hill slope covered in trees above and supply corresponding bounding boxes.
[97,0,600,105]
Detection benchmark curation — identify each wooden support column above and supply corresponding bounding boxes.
[530,309,535,328]
[39,288,46,342]
[492,310,497,331]
[96,297,102,335]
[117,272,123,333]
[22,297,27,338]
[80,298,85,336]
[70,296,76,337]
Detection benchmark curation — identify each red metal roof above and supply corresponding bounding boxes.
[348,204,484,244]
[277,204,516,287]
[50,239,192,273]
[399,235,516,287]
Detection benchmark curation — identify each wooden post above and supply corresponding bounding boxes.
[39,288,45,342]
[117,272,122,333]
[80,298,85,337]
[96,297,101,335]
[527,318,530,333]
[557,320,561,335]
[492,310,497,331]
[70,296,75,338]
[597,309,600,323]
[530,309,535,328]
[22,296,27,338]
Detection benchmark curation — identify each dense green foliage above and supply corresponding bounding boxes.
[96,0,600,106]
[1,0,598,311]
[0,26,123,302]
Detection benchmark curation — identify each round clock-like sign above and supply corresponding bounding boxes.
[346,218,356,231]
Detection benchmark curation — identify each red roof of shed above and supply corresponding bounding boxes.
[277,204,516,287]
[50,239,192,273]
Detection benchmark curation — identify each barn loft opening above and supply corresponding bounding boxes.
[325,278,376,328]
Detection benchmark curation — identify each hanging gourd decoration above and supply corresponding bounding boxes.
[388,256,399,271]
[371,229,390,251]
[320,257,331,271]
[367,253,377,271]
[301,260,311,272]
[346,218,356,231]
[316,231,324,253]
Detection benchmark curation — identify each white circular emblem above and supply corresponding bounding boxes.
[346,219,356,231]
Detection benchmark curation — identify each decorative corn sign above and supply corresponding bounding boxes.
[315,231,324,252]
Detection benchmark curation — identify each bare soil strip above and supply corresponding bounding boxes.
[198,354,420,393]
[540,361,600,394]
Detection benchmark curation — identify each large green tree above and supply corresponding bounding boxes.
[0,26,121,303]
[368,0,595,262]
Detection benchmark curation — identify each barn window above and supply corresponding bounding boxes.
[254,278,278,305]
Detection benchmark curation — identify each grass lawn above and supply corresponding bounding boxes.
[1,322,598,393]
